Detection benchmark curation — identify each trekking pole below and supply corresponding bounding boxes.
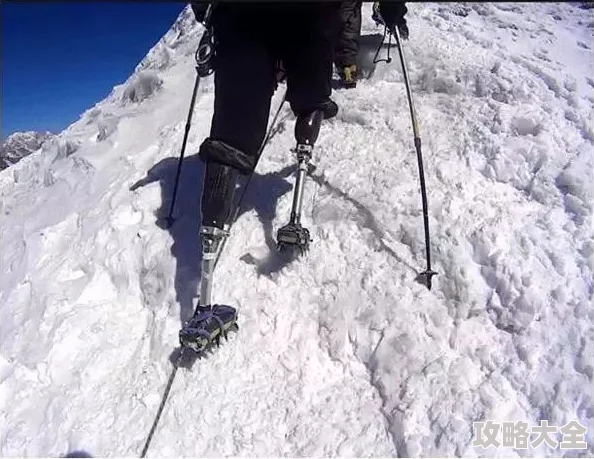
[391,26,438,290]
[164,72,201,228]
[164,5,215,228]
[214,88,288,268]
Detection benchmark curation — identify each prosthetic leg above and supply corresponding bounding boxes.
[276,109,324,255]
[179,158,244,352]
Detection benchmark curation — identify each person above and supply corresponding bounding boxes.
[180,1,410,350]
[191,1,408,231]
[191,2,340,232]
[335,1,409,88]
[334,1,363,88]
[372,1,409,39]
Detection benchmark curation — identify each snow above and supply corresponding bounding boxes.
[0,131,55,170]
[1,2,593,457]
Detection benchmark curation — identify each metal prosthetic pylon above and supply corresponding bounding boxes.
[277,109,324,255]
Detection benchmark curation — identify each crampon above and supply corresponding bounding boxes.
[178,304,238,353]
[277,222,312,255]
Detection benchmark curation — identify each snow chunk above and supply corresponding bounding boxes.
[555,143,594,218]
[121,71,163,104]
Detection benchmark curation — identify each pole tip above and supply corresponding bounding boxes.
[416,270,438,290]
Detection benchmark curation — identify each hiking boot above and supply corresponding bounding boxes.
[338,64,358,89]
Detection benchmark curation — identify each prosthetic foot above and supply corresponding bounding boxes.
[277,109,324,255]
[179,162,239,352]
[179,224,239,352]
[179,303,238,352]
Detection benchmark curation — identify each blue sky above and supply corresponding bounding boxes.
[1,2,185,139]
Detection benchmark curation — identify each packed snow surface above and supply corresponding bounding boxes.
[1,3,592,457]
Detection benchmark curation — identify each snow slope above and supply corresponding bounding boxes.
[1,3,592,457]
[0,131,55,170]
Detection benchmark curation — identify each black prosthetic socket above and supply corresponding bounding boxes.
[199,138,256,175]
[295,109,324,146]
[201,162,239,229]
[293,99,338,121]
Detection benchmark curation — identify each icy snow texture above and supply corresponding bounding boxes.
[1,3,593,457]
[0,131,55,170]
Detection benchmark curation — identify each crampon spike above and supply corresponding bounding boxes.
[178,304,238,353]
[277,223,312,255]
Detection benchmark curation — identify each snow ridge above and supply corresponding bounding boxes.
[0,131,55,170]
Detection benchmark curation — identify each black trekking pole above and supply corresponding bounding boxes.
[164,6,215,229]
[391,26,438,290]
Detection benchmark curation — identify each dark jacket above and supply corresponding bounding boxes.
[190,2,407,28]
